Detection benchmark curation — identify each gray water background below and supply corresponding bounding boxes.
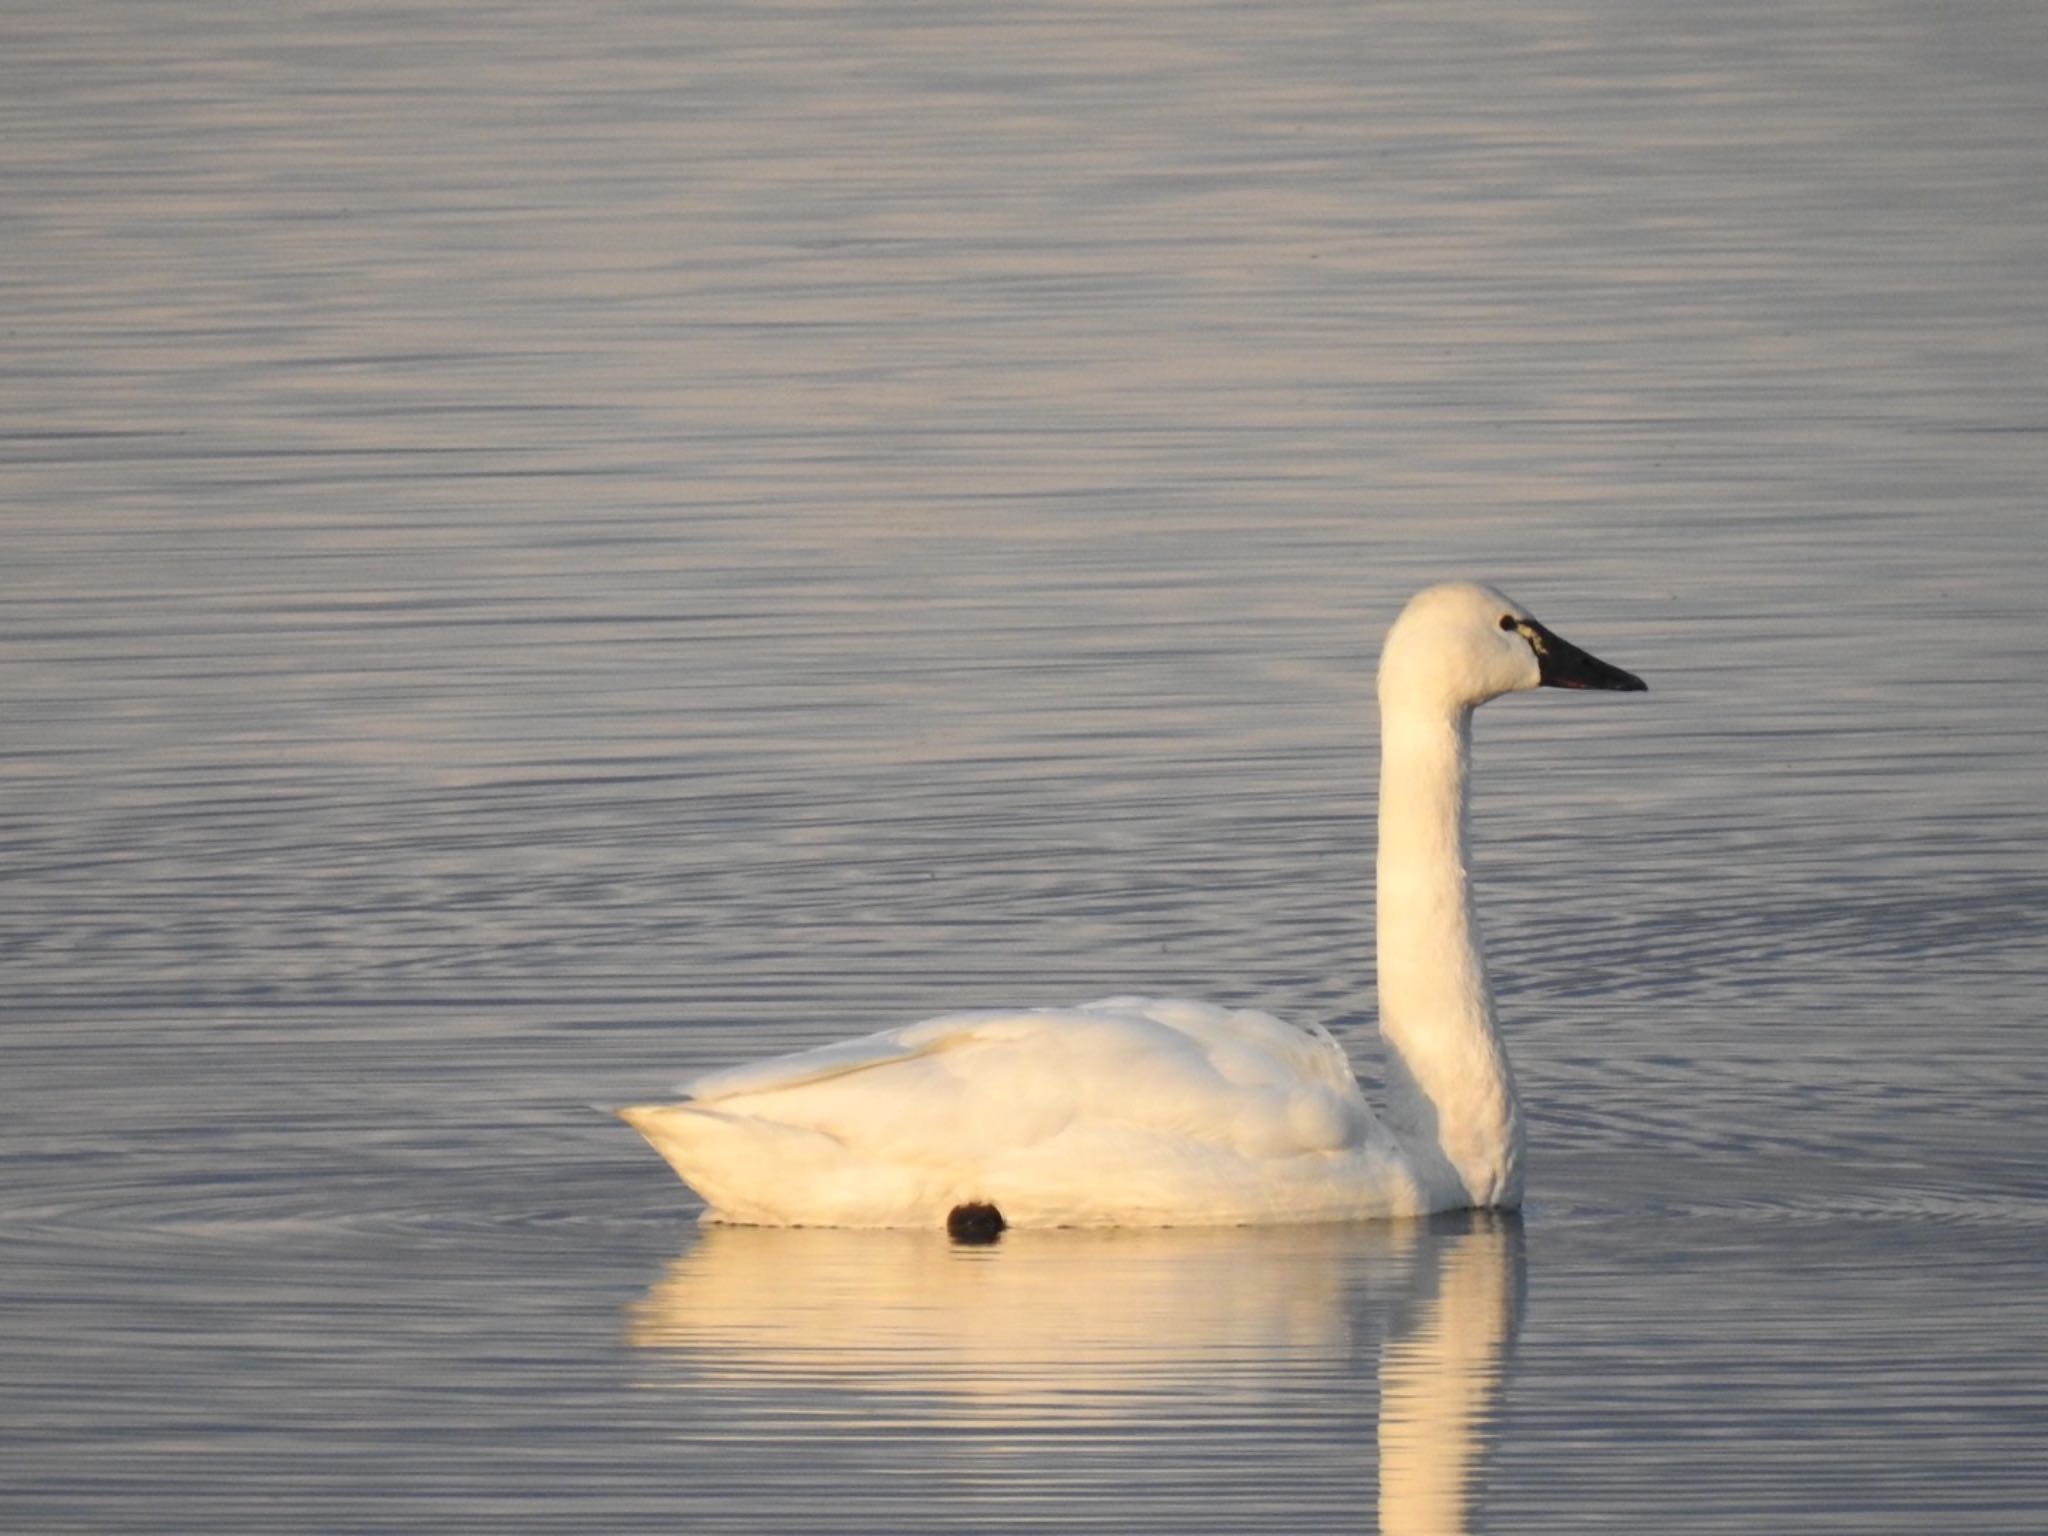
[4,1,2046,1530]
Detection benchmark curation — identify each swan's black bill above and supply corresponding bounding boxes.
[1520,620,1648,693]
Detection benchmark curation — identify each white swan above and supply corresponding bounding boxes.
[619,581,1645,1229]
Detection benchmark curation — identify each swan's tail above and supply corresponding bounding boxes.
[615,1102,932,1226]
[617,1102,803,1218]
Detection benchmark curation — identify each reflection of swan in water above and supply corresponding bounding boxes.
[618,583,1643,1229]
[628,1214,1523,1529]
[1378,1216,1524,1534]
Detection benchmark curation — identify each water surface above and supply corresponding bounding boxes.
[4,1,2046,1530]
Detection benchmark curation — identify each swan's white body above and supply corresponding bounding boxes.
[620,582,1644,1228]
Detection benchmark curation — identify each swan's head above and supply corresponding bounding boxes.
[1379,582,1647,711]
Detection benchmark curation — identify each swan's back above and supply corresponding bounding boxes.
[619,997,1420,1228]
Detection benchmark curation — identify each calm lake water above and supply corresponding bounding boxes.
[5,1,2046,1530]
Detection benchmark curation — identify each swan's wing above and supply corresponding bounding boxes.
[681,998,1363,1160]
[1078,996,1358,1097]
[684,998,1356,1105]
[681,1009,1038,1103]
[682,1027,930,1102]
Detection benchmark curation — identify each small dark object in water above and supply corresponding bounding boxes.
[947,1202,1006,1244]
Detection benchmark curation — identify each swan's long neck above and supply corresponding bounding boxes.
[1375,700,1523,1209]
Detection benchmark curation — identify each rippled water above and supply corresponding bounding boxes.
[5,1,2046,1530]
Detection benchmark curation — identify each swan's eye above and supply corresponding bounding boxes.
[1498,614,1516,631]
